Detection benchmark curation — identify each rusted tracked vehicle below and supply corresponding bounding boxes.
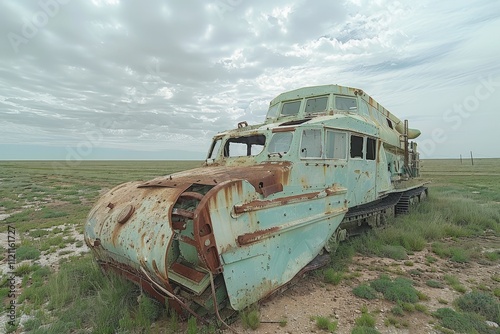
[84,84,427,321]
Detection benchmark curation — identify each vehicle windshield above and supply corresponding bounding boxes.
[223,135,266,157]
[207,138,222,160]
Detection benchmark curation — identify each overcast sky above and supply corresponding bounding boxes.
[1,0,499,161]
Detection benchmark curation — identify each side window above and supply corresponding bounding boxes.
[335,96,357,111]
[281,100,301,116]
[266,103,280,120]
[305,96,328,114]
[366,138,376,160]
[350,135,364,159]
[300,129,322,158]
[359,100,370,117]
[325,131,347,159]
[268,132,293,154]
[207,138,222,160]
[387,118,394,129]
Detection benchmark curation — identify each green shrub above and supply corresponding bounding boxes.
[353,284,378,300]
[324,268,343,285]
[19,256,143,332]
[401,302,415,312]
[450,247,470,263]
[29,229,50,238]
[391,304,404,316]
[426,279,444,289]
[455,291,500,323]
[41,210,69,218]
[433,308,494,334]
[375,227,426,252]
[370,276,419,303]
[379,245,407,260]
[16,245,41,261]
[0,287,10,299]
[370,275,392,294]
[414,304,429,314]
[408,269,421,277]
[425,255,438,264]
[241,307,260,330]
[138,295,161,323]
[187,317,197,334]
[444,274,467,293]
[329,242,355,271]
[119,294,163,331]
[15,263,37,276]
[22,317,42,331]
[431,242,449,258]
[355,312,376,327]
[314,316,338,332]
[444,275,467,293]
[5,321,18,333]
[384,316,398,326]
[351,327,380,334]
[384,284,419,303]
[417,291,430,301]
[484,251,500,261]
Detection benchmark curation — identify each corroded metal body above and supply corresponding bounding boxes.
[84,84,427,318]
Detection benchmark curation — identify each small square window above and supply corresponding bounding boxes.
[281,101,301,116]
[305,96,328,113]
[335,96,357,111]
[326,131,347,159]
[300,129,322,158]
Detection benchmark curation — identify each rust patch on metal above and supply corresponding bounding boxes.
[237,226,280,245]
[172,221,186,230]
[170,262,206,283]
[179,191,204,201]
[272,127,296,133]
[138,163,291,191]
[117,204,135,224]
[112,216,128,246]
[172,208,194,219]
[234,191,320,214]
[376,139,382,163]
[192,184,227,274]
[261,183,283,198]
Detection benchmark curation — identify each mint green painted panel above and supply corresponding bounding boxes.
[205,180,347,310]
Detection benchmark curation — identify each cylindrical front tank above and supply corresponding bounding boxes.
[84,181,189,286]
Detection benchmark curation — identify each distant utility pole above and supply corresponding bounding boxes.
[470,151,474,166]
[460,154,462,164]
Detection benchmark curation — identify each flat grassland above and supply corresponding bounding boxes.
[0,159,499,333]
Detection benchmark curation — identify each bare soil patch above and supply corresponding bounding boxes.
[226,237,500,333]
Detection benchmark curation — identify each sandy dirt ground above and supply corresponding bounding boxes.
[226,238,499,334]
[2,215,498,334]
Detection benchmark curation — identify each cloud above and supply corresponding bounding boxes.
[0,0,499,160]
